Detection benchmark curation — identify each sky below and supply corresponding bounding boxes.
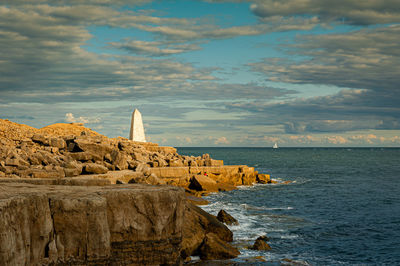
[0,0,399,147]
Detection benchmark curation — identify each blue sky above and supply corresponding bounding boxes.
[0,0,399,147]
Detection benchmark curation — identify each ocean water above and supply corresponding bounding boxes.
[178,147,400,265]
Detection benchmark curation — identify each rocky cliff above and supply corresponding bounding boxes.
[0,119,272,264]
[0,182,184,265]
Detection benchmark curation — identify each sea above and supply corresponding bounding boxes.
[177,147,400,265]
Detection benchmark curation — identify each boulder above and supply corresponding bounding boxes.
[62,161,83,177]
[217,210,239,226]
[181,203,233,259]
[256,173,271,184]
[156,158,168,167]
[37,151,59,166]
[205,159,224,167]
[110,149,128,170]
[31,134,49,145]
[135,163,151,176]
[132,151,147,162]
[70,152,101,162]
[49,138,66,149]
[146,173,166,185]
[83,163,108,174]
[73,137,112,158]
[250,236,271,251]
[199,233,240,260]
[189,174,218,192]
[63,168,82,177]
[5,153,29,168]
[168,159,184,167]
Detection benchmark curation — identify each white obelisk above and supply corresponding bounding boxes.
[129,108,146,142]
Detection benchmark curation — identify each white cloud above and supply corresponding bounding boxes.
[64,113,100,124]
[214,136,230,145]
[250,0,400,25]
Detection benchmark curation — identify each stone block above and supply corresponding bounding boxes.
[49,138,66,149]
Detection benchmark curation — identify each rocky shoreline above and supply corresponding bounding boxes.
[0,119,273,265]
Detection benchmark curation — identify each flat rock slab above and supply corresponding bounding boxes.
[0,182,185,265]
[0,177,111,186]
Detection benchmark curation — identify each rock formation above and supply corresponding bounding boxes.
[250,235,272,251]
[0,118,277,264]
[0,182,184,265]
[129,108,146,142]
[217,209,239,226]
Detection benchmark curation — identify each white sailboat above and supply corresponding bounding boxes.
[273,142,278,149]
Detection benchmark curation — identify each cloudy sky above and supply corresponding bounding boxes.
[1,0,399,147]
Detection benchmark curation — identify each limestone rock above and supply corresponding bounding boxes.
[32,134,49,145]
[181,203,233,259]
[168,159,184,167]
[0,182,185,265]
[132,151,147,162]
[135,163,151,176]
[73,137,112,158]
[128,173,166,186]
[199,233,240,260]
[5,153,29,168]
[83,163,108,174]
[70,151,101,162]
[256,173,271,184]
[217,209,239,226]
[110,149,128,170]
[49,138,66,149]
[62,161,82,177]
[251,236,271,251]
[189,174,218,192]
[30,169,65,179]
[205,159,224,167]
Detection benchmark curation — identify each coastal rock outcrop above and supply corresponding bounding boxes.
[217,209,239,226]
[250,235,272,251]
[0,182,185,265]
[0,119,269,194]
[181,203,236,259]
[199,233,240,260]
[0,118,273,264]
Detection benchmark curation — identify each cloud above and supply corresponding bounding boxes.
[65,113,100,124]
[109,40,202,56]
[250,25,400,92]
[214,136,230,145]
[0,2,265,103]
[250,0,400,25]
[242,25,400,134]
[326,135,348,145]
[348,134,378,144]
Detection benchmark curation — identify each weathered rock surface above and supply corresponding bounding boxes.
[181,203,235,260]
[0,182,185,265]
[83,163,108,174]
[250,235,272,251]
[0,119,269,194]
[189,174,218,192]
[0,119,274,264]
[199,233,240,260]
[217,209,239,226]
[256,173,271,184]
